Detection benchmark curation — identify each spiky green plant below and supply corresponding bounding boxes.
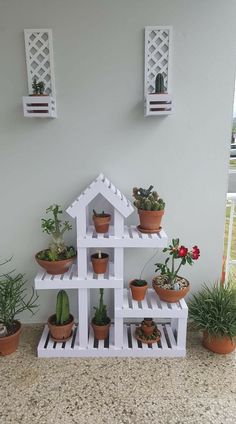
[155,73,165,94]
[56,290,70,325]
[133,186,165,211]
[189,282,236,339]
[93,289,110,326]
[32,78,45,95]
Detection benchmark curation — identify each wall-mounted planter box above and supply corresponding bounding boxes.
[144,26,173,116]
[22,95,56,118]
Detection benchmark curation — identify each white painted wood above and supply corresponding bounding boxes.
[22,96,56,118]
[176,318,188,349]
[78,289,88,347]
[157,325,169,350]
[166,324,177,348]
[114,209,124,237]
[114,318,123,348]
[114,248,123,279]
[225,196,235,282]
[76,213,87,238]
[77,248,87,279]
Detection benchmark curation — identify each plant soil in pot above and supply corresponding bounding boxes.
[130,279,148,301]
[132,186,165,233]
[93,209,111,233]
[202,331,235,355]
[152,275,190,303]
[48,290,74,342]
[0,321,21,356]
[92,289,111,340]
[91,252,109,274]
[35,251,76,275]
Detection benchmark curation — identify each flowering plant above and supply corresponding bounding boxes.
[155,238,200,287]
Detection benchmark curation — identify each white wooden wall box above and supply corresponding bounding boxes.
[35,173,188,358]
[144,26,173,116]
[23,29,57,118]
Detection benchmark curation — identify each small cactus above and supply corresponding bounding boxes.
[155,73,165,94]
[133,186,165,211]
[56,290,70,325]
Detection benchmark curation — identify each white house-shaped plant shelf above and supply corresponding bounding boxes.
[35,173,188,358]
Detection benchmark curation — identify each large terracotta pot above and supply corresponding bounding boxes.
[93,214,111,233]
[48,314,74,342]
[202,331,236,354]
[152,276,190,303]
[92,318,111,340]
[0,321,21,356]
[35,252,76,275]
[138,209,164,233]
[130,280,148,301]
[91,253,109,274]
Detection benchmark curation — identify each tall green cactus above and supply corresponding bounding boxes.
[56,290,70,325]
[133,186,165,211]
[155,73,165,94]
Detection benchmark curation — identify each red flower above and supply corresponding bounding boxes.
[192,245,200,260]
[178,246,188,257]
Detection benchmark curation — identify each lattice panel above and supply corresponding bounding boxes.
[145,26,172,95]
[24,29,55,96]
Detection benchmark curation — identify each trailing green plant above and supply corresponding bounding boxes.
[56,290,70,325]
[0,258,38,335]
[133,186,165,211]
[155,73,165,94]
[32,78,45,95]
[92,289,110,326]
[189,282,236,339]
[37,204,76,261]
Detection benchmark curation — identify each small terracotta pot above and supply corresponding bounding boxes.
[0,321,21,356]
[35,252,76,275]
[130,280,148,301]
[138,209,164,232]
[152,277,190,303]
[91,253,109,274]
[141,321,155,336]
[93,214,111,233]
[202,331,236,354]
[92,318,111,340]
[48,314,74,342]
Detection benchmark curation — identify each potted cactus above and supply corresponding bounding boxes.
[48,290,74,342]
[93,209,111,233]
[35,204,76,275]
[133,186,165,233]
[92,289,111,340]
[130,279,148,301]
[91,250,109,274]
[153,238,200,303]
[155,73,166,94]
[0,258,38,355]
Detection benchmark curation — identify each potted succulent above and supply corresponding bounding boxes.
[92,288,111,340]
[135,319,161,344]
[189,282,236,354]
[133,186,165,233]
[0,258,38,355]
[35,204,76,275]
[93,209,111,233]
[155,73,166,94]
[48,290,74,342]
[141,318,156,336]
[130,279,148,301]
[31,78,46,96]
[91,250,109,274]
[153,238,200,303]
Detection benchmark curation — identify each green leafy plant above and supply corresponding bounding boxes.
[38,204,76,261]
[32,78,45,95]
[0,258,38,335]
[56,290,70,325]
[155,239,200,287]
[133,186,165,211]
[92,289,110,326]
[155,73,165,94]
[189,282,236,339]
[131,279,147,287]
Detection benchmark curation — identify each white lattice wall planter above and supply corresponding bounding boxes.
[144,26,173,116]
[23,29,57,118]
[35,173,188,358]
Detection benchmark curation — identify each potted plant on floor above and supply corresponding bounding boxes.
[152,238,200,302]
[48,290,74,342]
[35,204,76,275]
[93,209,111,233]
[130,279,148,301]
[0,258,38,355]
[133,186,165,233]
[92,288,111,340]
[189,282,236,354]
[91,250,109,274]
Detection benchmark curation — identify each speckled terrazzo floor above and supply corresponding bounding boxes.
[0,326,235,424]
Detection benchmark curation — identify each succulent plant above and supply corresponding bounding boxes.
[155,73,165,94]
[56,290,70,325]
[32,78,45,95]
[93,289,110,326]
[133,186,165,211]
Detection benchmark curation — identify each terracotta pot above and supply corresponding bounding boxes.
[0,321,21,356]
[92,318,111,340]
[141,321,155,336]
[48,314,74,342]
[152,277,190,303]
[35,251,76,275]
[130,280,148,301]
[91,253,109,274]
[93,214,111,233]
[202,331,236,354]
[138,209,164,232]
